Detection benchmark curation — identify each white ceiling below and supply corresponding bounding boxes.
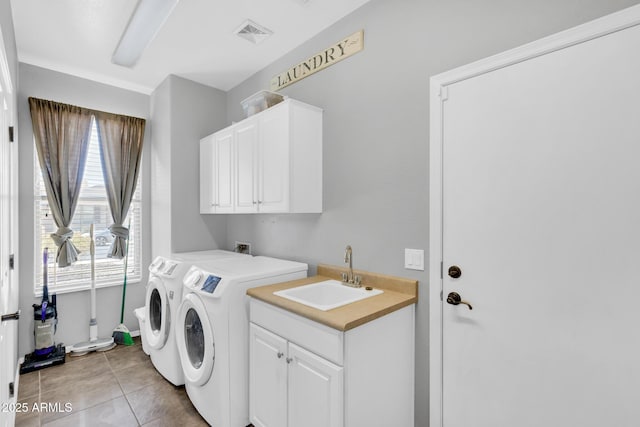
[10,0,370,94]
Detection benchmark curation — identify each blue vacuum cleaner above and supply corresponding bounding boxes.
[20,248,66,374]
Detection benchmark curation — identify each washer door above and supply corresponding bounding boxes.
[145,276,170,350]
[176,293,215,386]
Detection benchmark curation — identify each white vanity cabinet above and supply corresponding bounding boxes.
[250,324,343,427]
[249,298,415,427]
[199,99,322,214]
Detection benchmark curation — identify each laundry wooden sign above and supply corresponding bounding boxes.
[270,30,364,91]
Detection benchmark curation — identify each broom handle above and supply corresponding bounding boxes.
[119,218,132,324]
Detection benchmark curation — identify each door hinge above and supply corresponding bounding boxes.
[440,86,449,101]
[9,382,14,398]
[1,310,20,321]
[9,254,14,270]
[8,126,14,143]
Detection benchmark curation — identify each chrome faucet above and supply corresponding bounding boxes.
[341,245,361,287]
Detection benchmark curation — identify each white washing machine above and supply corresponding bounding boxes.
[175,256,308,427]
[144,250,249,385]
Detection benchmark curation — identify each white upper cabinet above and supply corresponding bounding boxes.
[200,134,216,213]
[199,130,234,213]
[235,118,259,213]
[215,129,234,213]
[258,105,290,213]
[200,99,323,214]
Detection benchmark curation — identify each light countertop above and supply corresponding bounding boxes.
[247,264,418,331]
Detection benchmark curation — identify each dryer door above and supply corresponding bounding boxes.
[145,276,170,349]
[176,293,215,386]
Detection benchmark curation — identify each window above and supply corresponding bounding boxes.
[34,118,142,295]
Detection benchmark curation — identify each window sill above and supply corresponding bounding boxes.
[34,277,142,298]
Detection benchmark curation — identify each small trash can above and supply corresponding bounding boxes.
[134,307,150,355]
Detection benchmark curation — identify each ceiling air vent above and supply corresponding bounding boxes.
[234,20,273,44]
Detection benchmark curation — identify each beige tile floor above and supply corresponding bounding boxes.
[15,337,209,427]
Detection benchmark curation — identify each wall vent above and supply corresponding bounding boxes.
[234,20,273,44]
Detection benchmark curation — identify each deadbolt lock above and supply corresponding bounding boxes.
[448,265,462,278]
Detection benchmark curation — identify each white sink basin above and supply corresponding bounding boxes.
[273,279,383,311]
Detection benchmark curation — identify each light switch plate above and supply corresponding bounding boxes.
[404,248,424,271]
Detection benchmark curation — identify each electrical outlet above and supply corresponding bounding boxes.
[235,241,252,254]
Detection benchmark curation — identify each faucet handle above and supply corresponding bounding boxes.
[341,272,348,282]
[354,275,362,287]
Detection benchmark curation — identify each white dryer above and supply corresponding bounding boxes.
[175,256,308,427]
[144,250,248,385]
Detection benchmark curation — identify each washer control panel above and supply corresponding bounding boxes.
[163,262,178,276]
[183,267,225,296]
[201,275,222,293]
[148,256,166,274]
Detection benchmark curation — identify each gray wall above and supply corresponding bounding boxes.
[150,78,172,259]
[16,63,152,356]
[169,76,228,252]
[224,0,640,425]
[150,75,229,258]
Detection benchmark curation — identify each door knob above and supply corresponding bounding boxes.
[446,292,473,310]
[448,265,462,278]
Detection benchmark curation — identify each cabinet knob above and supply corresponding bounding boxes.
[277,352,284,359]
[286,357,293,364]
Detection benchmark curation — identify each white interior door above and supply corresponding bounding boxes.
[0,29,18,427]
[432,8,640,427]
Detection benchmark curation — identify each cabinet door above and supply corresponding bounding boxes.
[258,106,290,213]
[250,324,288,427]
[214,130,234,213]
[199,135,216,213]
[235,119,259,213]
[288,342,343,427]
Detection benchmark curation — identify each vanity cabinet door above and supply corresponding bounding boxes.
[288,342,344,427]
[250,324,288,427]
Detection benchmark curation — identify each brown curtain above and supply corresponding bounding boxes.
[94,111,145,259]
[29,97,93,267]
